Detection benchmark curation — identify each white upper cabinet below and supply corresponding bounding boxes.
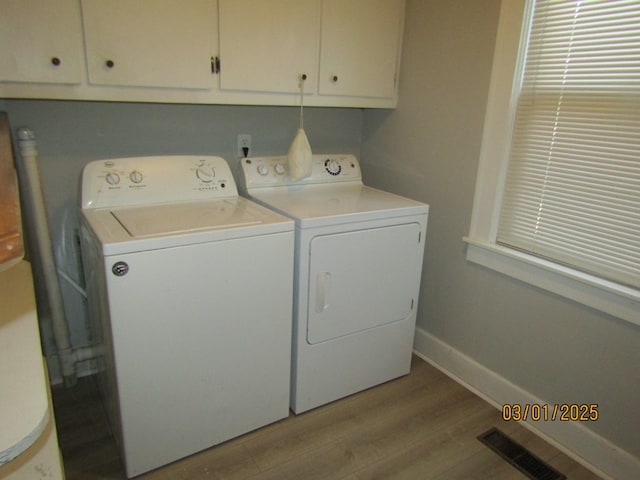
[0,0,405,106]
[0,0,84,84]
[319,0,404,99]
[81,0,218,89]
[218,0,320,94]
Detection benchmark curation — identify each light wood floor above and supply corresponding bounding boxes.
[51,355,602,480]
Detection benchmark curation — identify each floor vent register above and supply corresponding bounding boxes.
[477,427,567,480]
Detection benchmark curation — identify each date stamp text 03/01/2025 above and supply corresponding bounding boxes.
[502,404,599,422]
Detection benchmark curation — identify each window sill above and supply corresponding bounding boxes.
[463,237,640,327]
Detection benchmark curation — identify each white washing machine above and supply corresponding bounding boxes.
[239,154,428,413]
[79,155,294,478]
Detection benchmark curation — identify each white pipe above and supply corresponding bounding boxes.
[57,268,87,298]
[16,128,77,387]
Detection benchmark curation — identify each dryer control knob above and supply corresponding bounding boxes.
[129,170,143,184]
[105,172,120,185]
[257,164,269,176]
[325,159,342,176]
[274,163,286,175]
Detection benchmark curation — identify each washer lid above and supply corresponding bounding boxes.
[82,197,294,256]
[112,200,260,238]
[249,183,428,227]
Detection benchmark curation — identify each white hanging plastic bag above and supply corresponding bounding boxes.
[287,75,312,182]
[288,128,312,182]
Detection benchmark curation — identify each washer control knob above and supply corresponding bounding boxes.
[196,166,215,182]
[325,158,342,176]
[129,170,143,184]
[257,164,269,176]
[274,163,286,175]
[105,172,120,185]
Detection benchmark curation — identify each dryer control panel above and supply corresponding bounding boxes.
[241,154,362,190]
[81,155,238,209]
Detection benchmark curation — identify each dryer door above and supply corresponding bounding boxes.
[307,222,422,344]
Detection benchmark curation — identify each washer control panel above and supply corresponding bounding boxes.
[241,154,362,190]
[81,155,238,209]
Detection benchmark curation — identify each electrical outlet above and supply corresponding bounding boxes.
[237,134,251,158]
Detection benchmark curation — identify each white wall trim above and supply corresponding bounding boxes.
[413,327,640,480]
[464,239,640,326]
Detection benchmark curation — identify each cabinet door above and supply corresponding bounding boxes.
[319,0,404,99]
[218,0,319,94]
[81,0,217,89]
[0,0,83,84]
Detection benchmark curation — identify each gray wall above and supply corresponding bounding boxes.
[361,0,639,464]
[1,99,362,371]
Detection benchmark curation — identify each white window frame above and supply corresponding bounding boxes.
[464,0,640,326]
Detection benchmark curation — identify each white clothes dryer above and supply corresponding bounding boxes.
[239,154,428,413]
[79,156,294,478]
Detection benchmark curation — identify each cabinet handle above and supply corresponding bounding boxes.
[105,60,115,68]
[301,73,307,81]
[51,57,61,66]
[332,75,338,83]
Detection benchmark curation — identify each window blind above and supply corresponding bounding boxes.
[497,0,640,289]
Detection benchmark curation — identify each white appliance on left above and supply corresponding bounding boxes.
[79,155,294,478]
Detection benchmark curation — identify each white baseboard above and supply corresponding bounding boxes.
[413,327,640,480]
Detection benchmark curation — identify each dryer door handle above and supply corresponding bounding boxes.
[315,272,331,313]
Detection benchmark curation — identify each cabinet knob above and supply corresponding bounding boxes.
[51,57,61,66]
[301,73,307,81]
[105,60,115,68]
[332,75,338,83]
